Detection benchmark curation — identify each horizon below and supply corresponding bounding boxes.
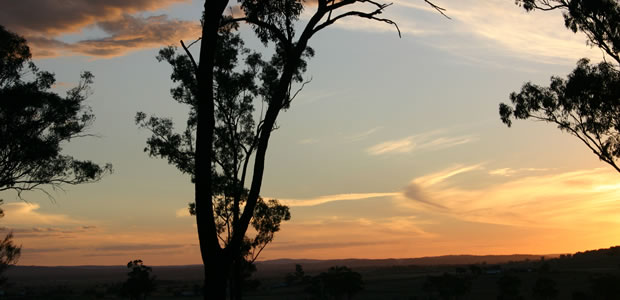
[2,0,620,267]
[11,251,574,267]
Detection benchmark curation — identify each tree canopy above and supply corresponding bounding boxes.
[0,25,112,196]
[122,259,156,300]
[137,25,291,299]
[501,0,620,172]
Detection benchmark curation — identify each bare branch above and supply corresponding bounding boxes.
[424,0,451,19]
[180,40,199,75]
[314,4,401,37]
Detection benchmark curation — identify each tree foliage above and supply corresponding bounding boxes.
[501,0,620,172]
[0,202,20,287]
[515,0,620,63]
[137,25,290,299]
[142,0,445,298]
[500,59,620,171]
[307,266,364,299]
[122,259,156,300]
[0,25,112,196]
[137,26,291,262]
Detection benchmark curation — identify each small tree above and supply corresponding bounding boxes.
[0,202,20,287]
[500,0,620,172]
[308,266,364,300]
[122,259,156,300]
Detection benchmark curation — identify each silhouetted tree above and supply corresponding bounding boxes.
[532,277,558,300]
[286,264,311,286]
[137,26,290,299]
[500,0,620,172]
[0,25,110,287]
[121,259,156,300]
[0,202,20,286]
[0,25,112,196]
[139,0,447,298]
[423,273,472,300]
[497,273,523,300]
[307,266,364,300]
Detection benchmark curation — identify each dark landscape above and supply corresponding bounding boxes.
[4,247,620,299]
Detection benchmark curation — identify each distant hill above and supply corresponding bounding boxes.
[253,254,560,276]
[5,253,557,285]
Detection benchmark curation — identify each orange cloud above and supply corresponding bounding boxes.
[399,166,620,230]
[1,0,200,58]
[1,0,188,36]
[27,15,201,58]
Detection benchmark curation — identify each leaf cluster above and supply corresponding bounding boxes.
[307,266,364,299]
[0,25,111,196]
[122,259,156,300]
[503,0,620,172]
[137,26,292,264]
[515,0,620,63]
[501,60,620,171]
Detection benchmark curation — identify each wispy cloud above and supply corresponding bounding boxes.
[489,167,550,177]
[2,202,82,226]
[298,138,319,145]
[345,127,383,142]
[265,215,436,259]
[322,0,601,65]
[176,207,191,218]
[399,166,620,229]
[280,192,398,207]
[367,130,476,156]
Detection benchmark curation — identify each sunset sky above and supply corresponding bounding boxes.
[1,0,619,266]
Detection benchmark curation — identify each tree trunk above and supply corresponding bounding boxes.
[195,1,229,299]
[203,255,230,299]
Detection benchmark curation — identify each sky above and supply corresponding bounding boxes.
[1,0,619,266]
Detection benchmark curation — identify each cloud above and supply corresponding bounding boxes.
[1,0,199,58]
[27,14,201,58]
[399,166,620,229]
[367,136,415,155]
[298,138,319,145]
[1,202,82,226]
[345,127,383,142]
[1,0,188,35]
[322,0,602,65]
[94,243,186,252]
[23,247,82,254]
[367,130,476,155]
[489,167,550,177]
[269,240,381,251]
[263,215,437,259]
[176,207,191,217]
[402,164,482,209]
[280,192,398,207]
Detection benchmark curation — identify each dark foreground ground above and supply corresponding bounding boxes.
[3,247,620,299]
